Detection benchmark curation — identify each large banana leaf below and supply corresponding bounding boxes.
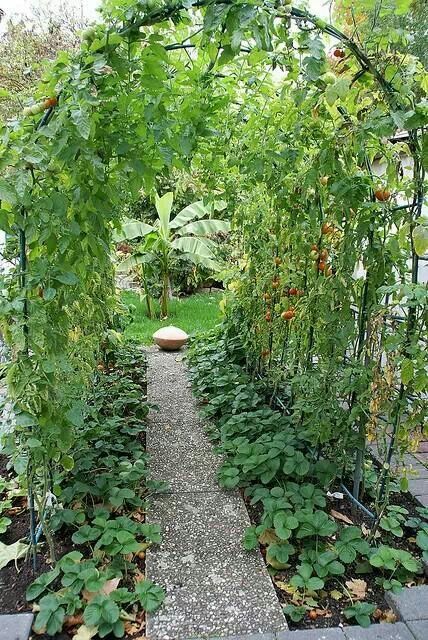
[155,192,173,239]
[176,218,230,237]
[170,201,209,230]
[182,252,223,271]
[113,219,154,241]
[171,236,216,259]
[117,252,156,273]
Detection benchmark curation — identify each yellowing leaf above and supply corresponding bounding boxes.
[0,539,29,570]
[72,625,98,640]
[258,528,278,545]
[330,589,343,600]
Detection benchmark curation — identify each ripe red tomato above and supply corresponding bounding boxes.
[333,48,345,58]
[265,311,272,322]
[309,610,318,620]
[288,287,298,296]
[44,97,58,109]
[321,223,334,235]
[281,309,295,320]
[320,248,329,261]
[318,261,326,271]
[375,189,391,202]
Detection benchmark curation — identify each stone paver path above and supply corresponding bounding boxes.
[145,349,286,640]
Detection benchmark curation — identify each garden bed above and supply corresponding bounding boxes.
[245,487,426,630]
[0,343,164,639]
[187,329,428,632]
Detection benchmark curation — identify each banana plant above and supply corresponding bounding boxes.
[114,192,230,318]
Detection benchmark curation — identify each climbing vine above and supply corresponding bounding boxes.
[0,0,426,592]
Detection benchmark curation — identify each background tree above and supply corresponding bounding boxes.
[0,1,88,120]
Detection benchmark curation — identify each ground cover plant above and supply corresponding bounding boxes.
[188,329,427,629]
[0,0,426,635]
[0,342,164,638]
[122,290,222,344]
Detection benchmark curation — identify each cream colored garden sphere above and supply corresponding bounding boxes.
[152,326,189,351]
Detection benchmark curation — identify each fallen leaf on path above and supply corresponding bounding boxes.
[330,509,353,525]
[345,578,367,600]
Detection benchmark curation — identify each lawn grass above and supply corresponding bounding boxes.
[122,290,223,344]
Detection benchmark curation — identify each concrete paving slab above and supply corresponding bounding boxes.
[407,479,428,496]
[386,586,428,621]
[405,620,428,640]
[0,614,33,640]
[147,436,221,492]
[147,491,252,556]
[277,629,345,640]
[414,495,428,507]
[146,351,286,640]
[147,548,285,639]
[343,623,415,640]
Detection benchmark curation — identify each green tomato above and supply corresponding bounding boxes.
[322,72,336,86]
[30,103,44,115]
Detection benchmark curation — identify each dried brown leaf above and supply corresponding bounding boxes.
[345,578,367,600]
[82,577,120,602]
[381,609,398,623]
[330,509,353,525]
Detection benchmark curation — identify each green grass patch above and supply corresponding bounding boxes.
[122,290,223,344]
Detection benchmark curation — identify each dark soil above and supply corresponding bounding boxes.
[0,350,149,639]
[244,487,427,631]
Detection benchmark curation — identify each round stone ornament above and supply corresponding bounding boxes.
[153,326,189,351]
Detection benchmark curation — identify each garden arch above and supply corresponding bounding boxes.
[0,0,426,564]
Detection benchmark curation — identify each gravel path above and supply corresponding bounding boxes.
[145,348,286,640]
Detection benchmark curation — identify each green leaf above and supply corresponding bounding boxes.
[55,272,78,285]
[33,594,65,636]
[170,201,209,229]
[416,530,428,551]
[171,236,216,260]
[43,287,57,301]
[413,225,428,257]
[177,219,230,237]
[0,179,17,205]
[401,358,414,386]
[113,219,154,241]
[243,526,259,550]
[26,567,60,600]
[71,109,91,140]
[134,580,165,612]
[155,192,174,239]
